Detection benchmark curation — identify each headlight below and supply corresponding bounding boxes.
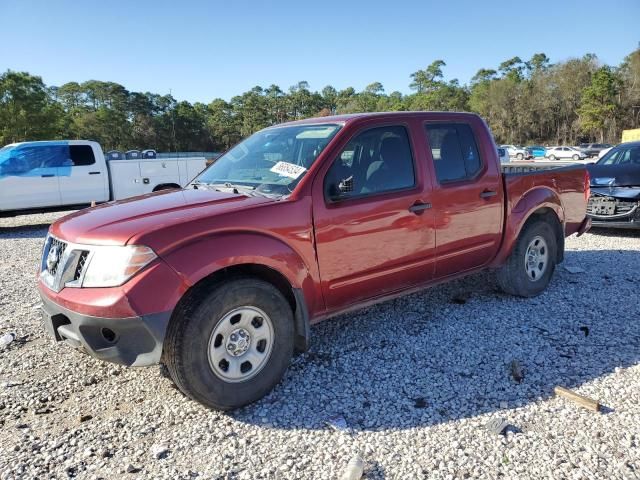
[82,245,157,287]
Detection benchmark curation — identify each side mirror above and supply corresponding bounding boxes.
[329,176,354,201]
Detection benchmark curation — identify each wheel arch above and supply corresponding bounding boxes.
[162,232,318,352]
[153,183,181,192]
[169,262,311,353]
[492,187,565,267]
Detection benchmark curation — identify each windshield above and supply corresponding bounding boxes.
[0,145,17,165]
[194,123,341,197]
[597,145,640,165]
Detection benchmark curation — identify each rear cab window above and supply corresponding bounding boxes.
[425,123,483,183]
[69,145,96,166]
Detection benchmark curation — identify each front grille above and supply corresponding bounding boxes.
[73,251,89,281]
[587,196,638,217]
[46,238,68,276]
[41,236,92,292]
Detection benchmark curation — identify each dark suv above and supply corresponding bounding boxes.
[579,143,612,158]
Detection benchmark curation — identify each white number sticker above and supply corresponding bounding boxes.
[270,161,306,179]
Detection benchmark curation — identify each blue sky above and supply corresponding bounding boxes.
[1,0,638,103]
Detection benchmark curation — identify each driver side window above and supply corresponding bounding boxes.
[324,125,415,202]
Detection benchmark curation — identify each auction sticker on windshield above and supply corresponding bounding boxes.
[270,161,306,179]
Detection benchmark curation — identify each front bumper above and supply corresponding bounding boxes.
[590,219,640,229]
[40,294,170,366]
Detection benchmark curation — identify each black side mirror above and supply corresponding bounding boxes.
[328,176,354,202]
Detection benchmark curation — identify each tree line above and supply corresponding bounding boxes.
[1,47,638,152]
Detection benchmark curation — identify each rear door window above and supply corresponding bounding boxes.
[425,123,482,183]
[69,145,96,166]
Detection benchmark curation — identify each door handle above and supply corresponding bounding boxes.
[480,190,497,199]
[41,174,54,178]
[88,171,101,175]
[409,201,432,213]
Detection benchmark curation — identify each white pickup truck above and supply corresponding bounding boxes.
[0,140,206,216]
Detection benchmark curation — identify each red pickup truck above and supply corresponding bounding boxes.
[39,112,591,409]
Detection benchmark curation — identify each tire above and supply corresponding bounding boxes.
[548,154,556,161]
[516,153,524,161]
[572,154,579,161]
[496,221,557,297]
[164,278,295,410]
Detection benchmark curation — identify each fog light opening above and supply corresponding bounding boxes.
[101,328,117,343]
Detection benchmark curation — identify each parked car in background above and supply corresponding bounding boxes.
[586,141,640,229]
[545,146,587,161]
[0,141,206,217]
[497,147,510,163]
[38,111,591,410]
[525,146,546,159]
[579,143,613,158]
[500,144,527,160]
[598,146,614,159]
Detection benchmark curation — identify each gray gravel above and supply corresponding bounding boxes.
[1,211,639,479]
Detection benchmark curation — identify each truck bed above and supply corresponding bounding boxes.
[502,162,589,236]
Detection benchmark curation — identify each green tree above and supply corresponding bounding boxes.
[0,71,63,144]
[410,60,446,93]
[579,66,622,142]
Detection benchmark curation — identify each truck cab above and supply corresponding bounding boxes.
[0,140,206,216]
[0,140,109,213]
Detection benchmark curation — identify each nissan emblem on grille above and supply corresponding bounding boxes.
[46,245,61,273]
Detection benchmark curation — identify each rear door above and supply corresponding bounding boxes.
[312,121,436,311]
[0,144,61,211]
[422,120,503,278]
[58,143,107,205]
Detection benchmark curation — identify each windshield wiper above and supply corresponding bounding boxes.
[190,180,215,190]
[197,182,267,197]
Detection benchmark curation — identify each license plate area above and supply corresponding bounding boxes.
[589,197,616,215]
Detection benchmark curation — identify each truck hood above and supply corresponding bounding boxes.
[51,189,276,245]
[587,164,640,187]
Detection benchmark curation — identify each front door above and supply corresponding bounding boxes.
[312,124,436,311]
[0,144,61,211]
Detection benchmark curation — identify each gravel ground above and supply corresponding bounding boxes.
[0,211,639,480]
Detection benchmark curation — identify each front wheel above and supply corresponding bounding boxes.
[516,153,524,161]
[164,278,295,410]
[496,221,557,297]
[572,154,579,161]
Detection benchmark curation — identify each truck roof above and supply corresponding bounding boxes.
[273,111,482,127]
[3,140,98,149]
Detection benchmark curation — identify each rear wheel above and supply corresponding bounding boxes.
[516,153,524,161]
[548,154,556,161]
[497,221,557,297]
[164,278,294,410]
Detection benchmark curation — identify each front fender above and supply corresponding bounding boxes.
[491,187,564,267]
[161,231,322,316]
